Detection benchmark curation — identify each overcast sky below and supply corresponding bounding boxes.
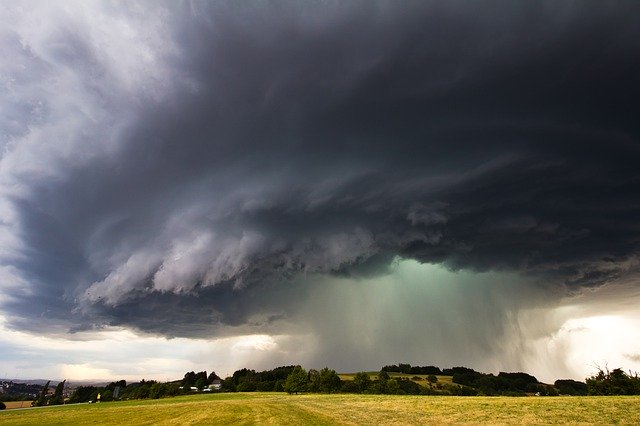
[1,1,640,383]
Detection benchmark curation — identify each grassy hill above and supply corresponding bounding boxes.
[2,392,640,425]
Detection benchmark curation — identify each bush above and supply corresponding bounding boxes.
[340,380,359,393]
[586,367,640,395]
[555,379,587,395]
[0,401,5,410]
[397,378,422,395]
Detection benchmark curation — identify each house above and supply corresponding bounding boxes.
[209,379,222,390]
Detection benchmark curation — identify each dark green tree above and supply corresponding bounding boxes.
[69,386,98,403]
[554,379,587,395]
[182,371,196,388]
[49,380,66,405]
[207,371,221,384]
[101,389,113,402]
[195,377,207,391]
[307,369,320,392]
[375,370,390,394]
[353,372,371,394]
[398,363,412,374]
[284,366,308,394]
[32,380,50,407]
[586,367,640,395]
[317,367,341,393]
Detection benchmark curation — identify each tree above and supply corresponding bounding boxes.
[101,389,113,402]
[397,378,422,395]
[69,386,98,403]
[307,369,320,392]
[375,370,390,394]
[554,379,587,396]
[586,367,640,395]
[317,368,341,393]
[207,371,221,384]
[149,383,172,399]
[33,380,50,407]
[195,371,208,385]
[195,377,207,391]
[49,380,66,405]
[106,380,126,395]
[220,378,236,392]
[353,372,371,394]
[307,367,341,393]
[284,366,308,394]
[398,363,412,374]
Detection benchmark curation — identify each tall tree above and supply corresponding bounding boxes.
[49,380,66,405]
[316,367,341,393]
[207,371,221,384]
[284,366,308,394]
[33,380,50,407]
[353,372,371,394]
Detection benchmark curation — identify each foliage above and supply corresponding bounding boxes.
[382,364,442,375]
[48,380,65,405]
[195,377,207,391]
[352,372,371,394]
[308,367,341,393]
[69,386,99,403]
[0,382,43,402]
[207,371,221,383]
[58,362,640,406]
[221,365,296,392]
[32,381,50,407]
[284,366,308,394]
[0,401,5,410]
[396,378,422,395]
[452,368,544,395]
[554,379,587,395]
[586,367,640,395]
[182,371,207,389]
[106,380,126,396]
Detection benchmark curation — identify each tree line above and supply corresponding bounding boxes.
[58,362,640,405]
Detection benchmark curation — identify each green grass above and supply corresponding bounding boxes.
[2,393,640,425]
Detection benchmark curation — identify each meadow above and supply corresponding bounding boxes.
[2,393,640,425]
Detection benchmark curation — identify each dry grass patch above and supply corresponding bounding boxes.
[2,401,32,409]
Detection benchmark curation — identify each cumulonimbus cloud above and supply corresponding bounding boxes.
[1,1,639,346]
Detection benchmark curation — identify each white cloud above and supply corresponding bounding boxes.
[0,315,309,380]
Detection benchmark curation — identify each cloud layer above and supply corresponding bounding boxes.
[1,1,640,377]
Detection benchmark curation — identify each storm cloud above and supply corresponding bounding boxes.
[1,1,640,377]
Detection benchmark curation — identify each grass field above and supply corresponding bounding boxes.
[2,393,640,425]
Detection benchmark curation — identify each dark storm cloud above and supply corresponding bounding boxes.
[1,1,640,338]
